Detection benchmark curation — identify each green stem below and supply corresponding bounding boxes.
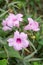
[25,58,43,62]
[24,48,30,53]
[24,50,37,60]
[4,46,9,58]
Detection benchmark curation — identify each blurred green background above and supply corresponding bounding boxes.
[0,0,43,65]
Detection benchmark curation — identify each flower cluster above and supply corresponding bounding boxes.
[2,13,23,31]
[24,18,40,31]
[2,13,40,51]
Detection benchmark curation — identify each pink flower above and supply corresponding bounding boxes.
[2,20,12,31]
[24,18,40,31]
[7,31,29,51]
[8,13,23,27]
[2,26,12,31]
[2,13,23,31]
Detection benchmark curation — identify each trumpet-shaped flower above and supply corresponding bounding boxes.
[7,31,29,51]
[24,18,40,31]
[2,13,23,31]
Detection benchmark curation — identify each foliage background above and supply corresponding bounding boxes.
[0,0,43,65]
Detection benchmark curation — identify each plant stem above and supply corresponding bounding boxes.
[25,58,43,62]
[4,46,9,58]
[24,48,31,54]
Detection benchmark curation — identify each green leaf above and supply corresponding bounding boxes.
[39,39,43,45]
[32,62,42,65]
[35,32,40,41]
[0,50,7,58]
[5,45,22,59]
[0,59,7,65]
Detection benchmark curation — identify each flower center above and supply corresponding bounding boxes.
[16,38,21,44]
[30,23,32,25]
[13,18,17,21]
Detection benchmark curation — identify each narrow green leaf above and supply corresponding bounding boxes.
[5,45,22,59]
[39,40,43,45]
[0,50,7,58]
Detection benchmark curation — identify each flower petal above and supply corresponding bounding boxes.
[22,40,29,48]
[7,38,14,46]
[2,26,12,31]
[13,42,22,50]
[20,32,27,39]
[14,31,20,39]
